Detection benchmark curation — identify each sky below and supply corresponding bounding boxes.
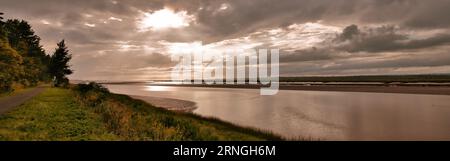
[1,0,450,81]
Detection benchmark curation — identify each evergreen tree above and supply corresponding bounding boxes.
[4,19,46,57]
[49,40,72,87]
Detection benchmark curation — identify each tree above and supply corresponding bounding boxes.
[3,18,50,86]
[0,36,23,92]
[49,40,72,87]
[4,19,44,57]
[0,12,23,92]
[0,12,52,93]
[0,12,5,37]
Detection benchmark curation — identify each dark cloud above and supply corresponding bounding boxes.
[280,48,450,76]
[174,0,450,42]
[338,24,360,41]
[280,47,339,62]
[336,25,407,53]
[402,0,450,29]
[2,0,450,43]
[190,0,352,42]
[277,23,450,69]
[281,24,450,60]
[336,25,450,53]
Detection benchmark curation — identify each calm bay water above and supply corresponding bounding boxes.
[105,84,450,140]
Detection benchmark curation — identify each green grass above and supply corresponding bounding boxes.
[0,88,119,141]
[0,86,283,141]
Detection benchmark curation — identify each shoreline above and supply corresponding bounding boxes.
[124,83,450,96]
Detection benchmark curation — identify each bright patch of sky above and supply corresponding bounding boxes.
[137,8,195,31]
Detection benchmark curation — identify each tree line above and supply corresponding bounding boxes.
[0,12,72,93]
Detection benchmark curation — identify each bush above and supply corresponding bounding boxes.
[74,82,109,94]
[73,82,110,106]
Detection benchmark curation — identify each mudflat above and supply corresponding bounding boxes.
[130,95,197,112]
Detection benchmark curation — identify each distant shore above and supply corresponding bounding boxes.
[279,85,450,95]
[102,82,450,96]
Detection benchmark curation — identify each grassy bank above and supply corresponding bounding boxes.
[0,84,282,141]
[0,88,119,140]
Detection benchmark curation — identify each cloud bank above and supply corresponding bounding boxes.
[1,0,449,80]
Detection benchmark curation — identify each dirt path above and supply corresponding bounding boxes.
[0,86,46,114]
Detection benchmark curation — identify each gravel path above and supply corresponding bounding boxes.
[0,86,46,114]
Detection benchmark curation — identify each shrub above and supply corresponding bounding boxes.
[73,82,110,106]
[74,82,109,94]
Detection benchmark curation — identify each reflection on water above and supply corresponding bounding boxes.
[105,84,450,140]
[145,86,174,91]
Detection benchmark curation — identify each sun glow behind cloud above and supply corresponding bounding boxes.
[137,8,194,31]
[160,22,341,56]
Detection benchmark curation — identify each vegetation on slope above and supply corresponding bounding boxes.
[73,83,282,141]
